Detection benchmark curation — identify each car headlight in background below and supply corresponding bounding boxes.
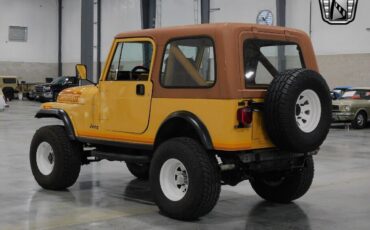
[44,86,51,91]
[343,105,351,112]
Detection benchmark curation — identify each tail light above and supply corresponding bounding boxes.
[237,107,253,127]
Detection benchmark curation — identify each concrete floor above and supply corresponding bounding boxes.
[1,100,370,230]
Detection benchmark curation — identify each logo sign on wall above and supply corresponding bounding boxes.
[319,0,359,25]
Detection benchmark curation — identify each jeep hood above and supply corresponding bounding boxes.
[57,85,97,104]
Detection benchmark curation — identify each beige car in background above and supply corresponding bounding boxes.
[332,87,370,129]
[0,76,18,100]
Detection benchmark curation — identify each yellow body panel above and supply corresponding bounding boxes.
[99,81,153,134]
[44,88,273,151]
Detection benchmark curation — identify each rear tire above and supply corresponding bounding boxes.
[126,162,150,180]
[150,137,221,220]
[30,125,82,190]
[250,156,314,203]
[352,111,367,129]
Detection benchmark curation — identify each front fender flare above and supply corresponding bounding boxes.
[35,109,76,140]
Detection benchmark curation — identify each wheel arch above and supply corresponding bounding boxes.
[154,111,213,150]
[35,109,76,140]
[355,109,368,120]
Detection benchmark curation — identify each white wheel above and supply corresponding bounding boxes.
[36,142,55,176]
[159,158,189,201]
[295,89,321,133]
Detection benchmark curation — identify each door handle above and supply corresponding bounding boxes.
[136,84,145,96]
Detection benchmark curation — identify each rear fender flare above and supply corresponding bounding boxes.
[155,111,213,150]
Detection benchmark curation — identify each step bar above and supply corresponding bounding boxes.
[91,150,150,163]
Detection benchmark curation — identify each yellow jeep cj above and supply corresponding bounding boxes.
[30,23,331,220]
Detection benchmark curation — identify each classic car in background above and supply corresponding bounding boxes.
[331,86,352,100]
[332,87,370,129]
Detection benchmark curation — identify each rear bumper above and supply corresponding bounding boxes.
[236,149,318,164]
[231,149,318,173]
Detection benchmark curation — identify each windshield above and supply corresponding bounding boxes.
[51,77,67,85]
[340,90,370,100]
[51,77,66,85]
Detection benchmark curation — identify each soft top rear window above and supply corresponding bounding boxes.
[243,39,305,87]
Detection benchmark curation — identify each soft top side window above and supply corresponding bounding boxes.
[160,37,216,88]
[243,39,305,87]
[106,40,153,81]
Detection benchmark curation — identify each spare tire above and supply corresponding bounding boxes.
[264,69,331,153]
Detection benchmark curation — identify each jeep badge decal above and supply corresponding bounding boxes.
[319,0,359,25]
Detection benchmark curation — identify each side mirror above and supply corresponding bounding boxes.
[76,64,87,80]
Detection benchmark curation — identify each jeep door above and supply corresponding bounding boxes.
[99,38,154,134]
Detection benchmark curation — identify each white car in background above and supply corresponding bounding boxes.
[0,87,8,111]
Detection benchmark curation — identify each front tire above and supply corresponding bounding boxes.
[30,125,82,190]
[250,156,314,203]
[150,137,221,220]
[352,111,367,129]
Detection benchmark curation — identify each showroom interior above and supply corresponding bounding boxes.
[1,0,370,229]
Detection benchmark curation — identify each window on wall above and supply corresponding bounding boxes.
[106,41,153,81]
[160,37,215,88]
[8,26,28,42]
[243,39,304,87]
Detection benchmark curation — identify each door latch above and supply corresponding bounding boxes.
[136,84,145,95]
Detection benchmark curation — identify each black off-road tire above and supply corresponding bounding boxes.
[150,137,221,220]
[26,93,35,101]
[126,162,150,180]
[30,125,82,190]
[351,111,367,129]
[2,87,14,101]
[250,156,314,203]
[264,69,331,152]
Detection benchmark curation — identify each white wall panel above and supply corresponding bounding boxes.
[101,0,141,61]
[287,0,370,55]
[286,0,310,34]
[61,0,81,63]
[0,0,58,63]
[156,0,199,27]
[310,0,370,55]
[210,0,276,24]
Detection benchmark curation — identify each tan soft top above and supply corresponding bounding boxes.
[116,23,307,43]
[114,23,318,99]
